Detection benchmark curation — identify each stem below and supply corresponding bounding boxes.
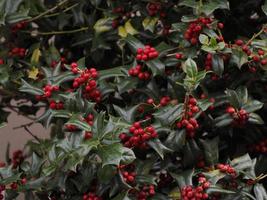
[27,0,70,22]
[246,26,266,45]
[24,127,41,143]
[13,122,34,130]
[44,3,79,18]
[183,93,190,119]
[22,26,89,36]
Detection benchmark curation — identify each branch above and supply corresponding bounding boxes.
[13,122,41,143]
[24,126,42,143]
[26,0,70,22]
[22,26,89,36]
[246,26,266,45]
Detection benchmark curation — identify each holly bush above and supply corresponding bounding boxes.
[1,0,267,199]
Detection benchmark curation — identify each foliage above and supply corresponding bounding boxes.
[1,0,267,199]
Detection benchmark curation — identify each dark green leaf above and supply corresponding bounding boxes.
[19,79,43,95]
[200,137,219,166]
[212,54,224,76]
[148,139,172,159]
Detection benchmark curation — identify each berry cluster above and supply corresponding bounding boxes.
[111,7,140,29]
[147,2,161,16]
[9,47,26,58]
[176,97,200,138]
[157,172,173,188]
[0,59,4,65]
[119,122,158,149]
[216,164,237,177]
[226,106,249,126]
[128,65,151,80]
[49,100,64,110]
[176,117,199,138]
[70,62,79,74]
[71,64,101,102]
[83,193,102,200]
[181,177,210,200]
[235,40,267,65]
[10,182,18,190]
[50,57,67,69]
[12,150,24,168]
[0,185,5,200]
[184,17,213,45]
[72,69,98,88]
[136,46,159,61]
[147,96,171,107]
[65,124,78,132]
[84,113,94,126]
[249,138,267,154]
[43,85,59,98]
[200,94,215,110]
[84,131,93,140]
[11,21,28,32]
[135,185,155,200]
[118,164,136,184]
[204,53,212,71]
[0,162,5,168]
[175,53,184,59]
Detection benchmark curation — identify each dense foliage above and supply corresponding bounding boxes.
[1,0,267,199]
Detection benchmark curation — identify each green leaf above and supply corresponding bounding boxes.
[117,78,138,93]
[179,0,197,8]
[0,122,6,128]
[92,113,116,139]
[254,184,267,200]
[148,139,172,159]
[94,17,112,33]
[135,174,156,185]
[146,59,165,76]
[230,154,253,171]
[214,113,233,127]
[6,8,31,24]
[121,147,136,164]
[262,1,267,16]
[99,66,127,81]
[98,143,125,167]
[51,110,71,118]
[212,54,224,76]
[153,104,183,126]
[199,34,209,45]
[203,170,226,184]
[124,20,138,36]
[206,186,236,194]
[201,0,229,15]
[0,172,22,185]
[31,153,43,176]
[243,100,264,113]
[197,99,213,111]
[112,191,130,200]
[124,35,144,52]
[236,86,248,105]
[183,58,198,78]
[19,79,43,95]
[200,137,219,166]
[142,16,159,32]
[113,104,139,123]
[248,113,264,125]
[170,169,194,188]
[66,114,91,131]
[226,89,241,108]
[230,49,248,69]
[97,165,116,184]
[165,130,186,151]
[53,72,77,85]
